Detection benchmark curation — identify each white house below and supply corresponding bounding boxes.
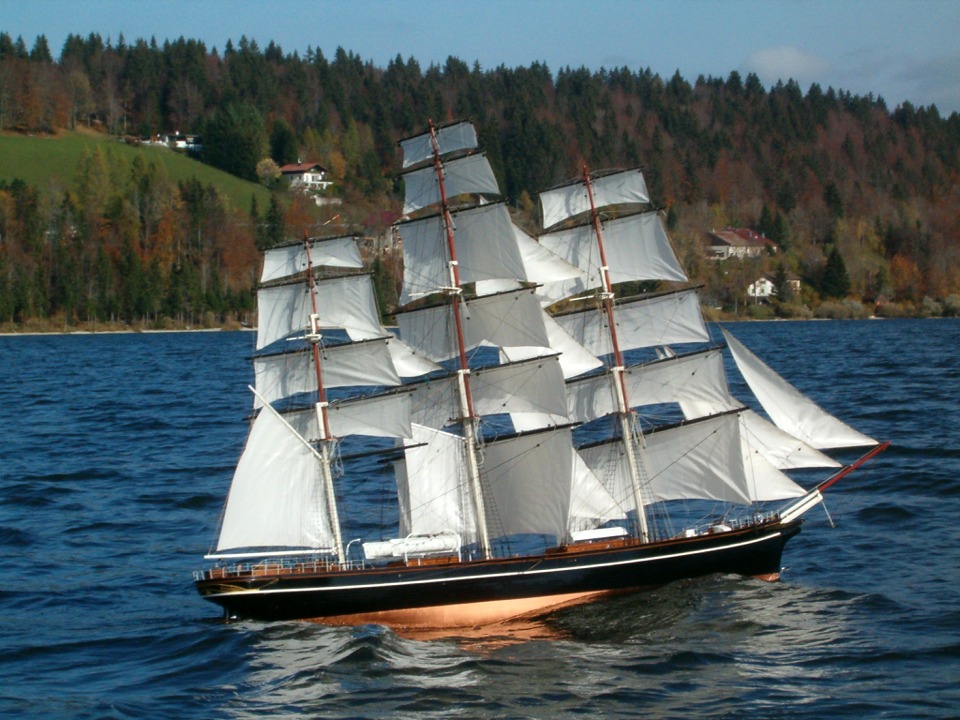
[279,161,333,192]
[747,274,801,301]
[747,277,777,300]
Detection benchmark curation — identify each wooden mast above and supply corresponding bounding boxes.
[429,120,492,559]
[583,166,651,542]
[303,232,345,562]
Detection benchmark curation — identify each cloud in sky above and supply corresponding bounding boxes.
[741,46,832,88]
[893,52,960,112]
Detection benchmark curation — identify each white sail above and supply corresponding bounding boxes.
[386,336,444,379]
[662,353,843,470]
[511,223,589,306]
[565,349,740,424]
[499,310,604,379]
[256,283,309,350]
[568,448,627,534]
[396,424,475,539]
[736,409,841,470]
[280,391,412,440]
[407,355,569,430]
[539,212,688,287]
[407,373,461,430]
[579,413,802,509]
[481,428,573,540]
[642,414,754,504]
[402,153,500,215]
[397,204,526,305]
[253,338,400,407]
[260,236,363,284]
[215,407,335,555]
[554,289,709,359]
[644,413,805,503]
[738,421,818,499]
[396,288,550,363]
[474,355,568,419]
[722,328,877,449]
[540,169,650,230]
[256,274,384,350]
[542,310,606,378]
[400,121,478,168]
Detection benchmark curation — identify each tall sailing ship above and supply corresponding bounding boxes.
[194,120,887,627]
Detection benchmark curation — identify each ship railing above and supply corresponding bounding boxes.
[672,510,781,540]
[196,554,353,580]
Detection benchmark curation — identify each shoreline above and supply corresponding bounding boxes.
[0,327,254,337]
[3,315,957,338]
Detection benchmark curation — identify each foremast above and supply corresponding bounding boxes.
[303,236,345,563]
[582,167,651,542]
[426,120,492,559]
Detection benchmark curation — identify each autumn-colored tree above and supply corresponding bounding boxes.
[1,31,959,325]
[256,157,282,187]
[889,253,924,301]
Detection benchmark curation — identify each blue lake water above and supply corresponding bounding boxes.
[1,318,958,719]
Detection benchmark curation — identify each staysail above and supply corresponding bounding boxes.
[579,412,806,512]
[213,404,337,557]
[721,328,877,449]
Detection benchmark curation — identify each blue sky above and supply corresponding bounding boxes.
[3,0,959,114]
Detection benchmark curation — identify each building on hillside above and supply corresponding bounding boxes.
[279,161,333,192]
[747,277,776,301]
[707,227,777,259]
[141,133,202,152]
[747,273,801,302]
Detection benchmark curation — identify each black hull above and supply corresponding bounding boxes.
[196,521,801,626]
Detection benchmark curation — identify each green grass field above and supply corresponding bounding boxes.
[0,130,270,211]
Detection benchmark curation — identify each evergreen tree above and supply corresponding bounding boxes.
[770,212,789,250]
[203,103,268,181]
[118,238,146,321]
[270,118,298,165]
[821,246,851,299]
[758,203,774,237]
[30,35,52,62]
[823,181,844,218]
[666,205,678,231]
[263,193,285,248]
[771,262,792,302]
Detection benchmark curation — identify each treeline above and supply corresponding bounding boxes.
[1,30,959,327]
[0,151,268,327]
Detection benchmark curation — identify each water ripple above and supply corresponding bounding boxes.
[1,322,959,719]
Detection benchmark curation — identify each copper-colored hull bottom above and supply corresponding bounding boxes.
[309,590,614,630]
[753,572,782,582]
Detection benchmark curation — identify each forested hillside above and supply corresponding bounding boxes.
[1,31,958,328]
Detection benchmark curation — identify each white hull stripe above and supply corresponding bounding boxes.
[205,531,781,599]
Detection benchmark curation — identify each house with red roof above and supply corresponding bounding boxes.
[279,161,333,192]
[706,227,778,259]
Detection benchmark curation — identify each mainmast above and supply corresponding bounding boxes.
[583,167,651,542]
[428,121,492,559]
[303,235,345,562]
